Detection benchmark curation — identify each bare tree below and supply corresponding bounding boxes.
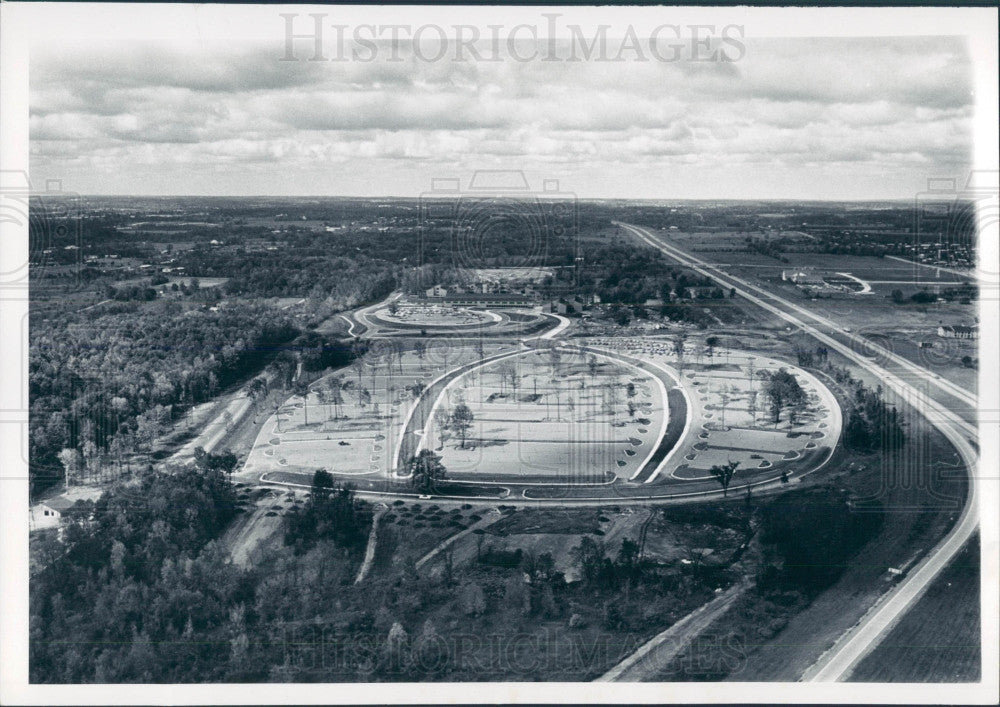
[434,406,451,450]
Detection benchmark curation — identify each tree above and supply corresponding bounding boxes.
[763,368,806,425]
[458,582,486,616]
[673,334,686,363]
[497,361,516,395]
[247,377,268,420]
[709,460,740,497]
[718,385,731,428]
[58,447,82,488]
[571,536,606,585]
[617,537,640,569]
[450,404,474,449]
[547,347,562,379]
[194,446,239,477]
[351,356,365,390]
[433,406,450,450]
[408,449,447,494]
[326,376,345,419]
[311,468,335,503]
[706,336,720,359]
[293,381,311,426]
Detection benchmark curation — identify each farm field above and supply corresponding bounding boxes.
[645,233,980,397]
[850,534,981,683]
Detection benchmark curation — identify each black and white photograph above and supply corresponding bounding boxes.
[0,3,997,704]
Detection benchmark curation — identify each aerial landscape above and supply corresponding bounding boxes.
[7,3,994,698]
[26,192,983,684]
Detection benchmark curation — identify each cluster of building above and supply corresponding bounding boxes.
[423,267,572,308]
[937,324,978,339]
[899,241,974,269]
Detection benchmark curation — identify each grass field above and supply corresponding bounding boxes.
[850,533,981,683]
[239,343,513,481]
[646,232,980,396]
[586,338,840,485]
[430,349,665,483]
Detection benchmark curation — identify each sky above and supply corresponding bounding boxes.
[29,31,975,200]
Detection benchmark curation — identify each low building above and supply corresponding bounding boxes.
[782,268,826,286]
[937,325,978,339]
[30,495,76,530]
[425,285,448,298]
[443,293,535,308]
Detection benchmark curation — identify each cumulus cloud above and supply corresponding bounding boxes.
[28,34,974,197]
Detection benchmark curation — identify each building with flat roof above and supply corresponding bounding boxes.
[937,324,978,339]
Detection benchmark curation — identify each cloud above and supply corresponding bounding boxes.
[28,34,975,197]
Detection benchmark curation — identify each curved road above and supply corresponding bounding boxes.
[619,223,980,681]
[626,226,975,412]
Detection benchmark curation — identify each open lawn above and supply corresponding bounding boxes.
[587,338,840,486]
[239,343,513,481]
[426,348,666,483]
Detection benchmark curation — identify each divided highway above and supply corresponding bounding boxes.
[619,223,980,681]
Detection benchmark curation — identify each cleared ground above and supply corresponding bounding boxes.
[586,338,840,487]
[370,302,501,328]
[425,348,666,483]
[239,343,513,481]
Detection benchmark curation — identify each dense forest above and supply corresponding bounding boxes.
[30,463,886,683]
[28,301,300,494]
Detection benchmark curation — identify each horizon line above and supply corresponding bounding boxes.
[48,193,941,203]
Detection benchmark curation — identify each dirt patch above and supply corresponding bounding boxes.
[489,508,601,536]
[222,490,291,567]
